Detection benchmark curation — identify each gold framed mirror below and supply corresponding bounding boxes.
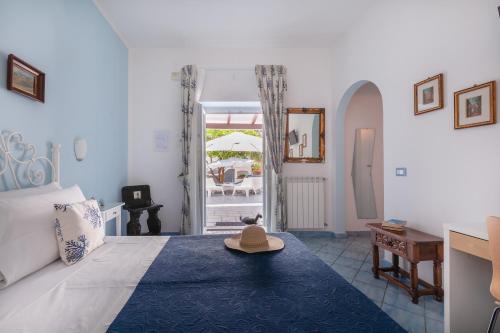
[285,108,325,163]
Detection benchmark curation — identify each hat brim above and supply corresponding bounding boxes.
[224,234,285,253]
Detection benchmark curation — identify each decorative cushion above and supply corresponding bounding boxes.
[0,185,85,288]
[54,199,105,265]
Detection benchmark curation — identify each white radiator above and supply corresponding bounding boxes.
[285,177,326,230]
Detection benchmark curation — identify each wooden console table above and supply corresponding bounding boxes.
[366,223,444,304]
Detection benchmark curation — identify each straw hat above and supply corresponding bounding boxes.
[224,225,284,253]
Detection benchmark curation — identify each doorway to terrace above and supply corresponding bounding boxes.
[203,105,265,234]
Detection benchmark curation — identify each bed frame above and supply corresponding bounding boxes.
[0,130,60,190]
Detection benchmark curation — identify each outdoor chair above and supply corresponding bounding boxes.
[206,177,224,197]
[232,177,254,197]
[224,168,235,183]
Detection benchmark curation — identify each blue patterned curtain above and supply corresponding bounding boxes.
[255,65,288,231]
[179,65,198,235]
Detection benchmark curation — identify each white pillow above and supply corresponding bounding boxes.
[0,182,62,199]
[0,185,85,288]
[54,199,105,265]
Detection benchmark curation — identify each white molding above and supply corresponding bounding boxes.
[93,0,130,49]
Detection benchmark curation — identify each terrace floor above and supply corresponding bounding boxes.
[296,233,444,333]
[205,192,263,233]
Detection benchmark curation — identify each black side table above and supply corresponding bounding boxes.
[125,204,164,236]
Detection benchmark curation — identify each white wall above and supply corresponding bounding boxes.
[331,0,500,280]
[344,83,384,231]
[128,48,333,232]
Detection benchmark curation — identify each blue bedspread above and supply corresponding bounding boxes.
[108,233,405,333]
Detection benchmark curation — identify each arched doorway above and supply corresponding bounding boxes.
[334,81,384,234]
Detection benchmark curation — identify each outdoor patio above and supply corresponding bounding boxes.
[206,191,263,205]
[204,129,264,234]
[205,192,263,232]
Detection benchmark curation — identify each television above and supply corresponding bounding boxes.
[289,130,299,145]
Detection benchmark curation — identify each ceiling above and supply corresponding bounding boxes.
[94,0,375,48]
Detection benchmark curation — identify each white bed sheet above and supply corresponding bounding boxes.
[0,236,169,333]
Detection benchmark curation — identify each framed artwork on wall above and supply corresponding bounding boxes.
[454,81,496,129]
[7,54,45,103]
[284,108,325,163]
[414,73,444,115]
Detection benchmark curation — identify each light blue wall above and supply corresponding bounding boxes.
[0,0,128,235]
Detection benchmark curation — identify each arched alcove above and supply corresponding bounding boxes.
[334,81,384,234]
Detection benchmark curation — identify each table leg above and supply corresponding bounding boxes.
[116,211,121,236]
[127,210,143,236]
[433,260,443,302]
[410,262,419,304]
[392,253,400,278]
[372,244,380,279]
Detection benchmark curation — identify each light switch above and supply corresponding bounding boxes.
[396,167,407,177]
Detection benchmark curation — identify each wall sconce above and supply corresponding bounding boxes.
[74,137,87,161]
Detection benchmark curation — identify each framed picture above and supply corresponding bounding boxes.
[454,81,496,129]
[414,73,444,115]
[284,108,325,163]
[7,54,45,102]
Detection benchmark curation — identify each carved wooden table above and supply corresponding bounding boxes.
[366,223,444,304]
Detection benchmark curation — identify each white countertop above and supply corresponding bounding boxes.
[444,223,488,240]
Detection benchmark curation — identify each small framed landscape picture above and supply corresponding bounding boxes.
[454,81,496,129]
[414,73,444,115]
[7,54,45,103]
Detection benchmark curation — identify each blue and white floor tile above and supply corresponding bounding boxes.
[296,234,444,333]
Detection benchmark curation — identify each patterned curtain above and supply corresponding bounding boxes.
[255,65,288,231]
[180,65,198,235]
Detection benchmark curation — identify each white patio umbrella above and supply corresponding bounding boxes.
[206,132,262,152]
[207,157,253,170]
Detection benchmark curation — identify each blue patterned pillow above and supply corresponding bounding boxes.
[54,199,105,265]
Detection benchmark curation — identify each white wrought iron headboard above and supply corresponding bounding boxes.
[0,130,60,190]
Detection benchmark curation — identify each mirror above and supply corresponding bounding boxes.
[285,108,325,163]
[351,128,377,219]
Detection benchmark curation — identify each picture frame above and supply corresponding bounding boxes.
[454,81,496,129]
[7,54,45,103]
[285,108,325,163]
[414,73,443,115]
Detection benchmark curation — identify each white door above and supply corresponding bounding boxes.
[351,128,377,219]
[190,103,206,235]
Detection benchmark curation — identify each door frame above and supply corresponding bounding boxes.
[199,104,269,233]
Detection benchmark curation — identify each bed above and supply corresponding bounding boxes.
[0,131,405,332]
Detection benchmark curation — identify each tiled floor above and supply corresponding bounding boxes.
[295,234,444,333]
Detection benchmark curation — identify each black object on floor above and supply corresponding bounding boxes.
[122,185,163,236]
